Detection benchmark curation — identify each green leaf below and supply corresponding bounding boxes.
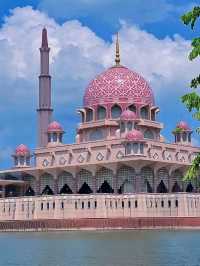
[183,153,200,180]
[181,6,200,29]
[191,75,200,88]
[181,92,200,112]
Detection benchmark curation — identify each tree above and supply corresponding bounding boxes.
[181,6,200,180]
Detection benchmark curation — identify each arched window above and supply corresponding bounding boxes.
[141,167,154,193]
[182,132,187,142]
[127,121,133,131]
[177,133,181,142]
[111,104,122,119]
[140,106,149,119]
[121,122,125,133]
[133,143,138,153]
[86,108,93,122]
[96,167,114,193]
[126,143,132,154]
[157,168,169,193]
[58,171,74,194]
[97,106,106,120]
[77,169,93,193]
[171,170,183,192]
[128,104,136,113]
[144,130,154,139]
[117,166,135,193]
[40,174,54,195]
[89,129,103,141]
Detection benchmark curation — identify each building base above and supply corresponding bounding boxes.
[1,217,200,232]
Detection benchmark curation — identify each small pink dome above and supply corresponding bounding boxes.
[126,129,144,141]
[84,66,154,107]
[176,121,191,131]
[120,110,137,120]
[47,121,63,132]
[15,144,30,156]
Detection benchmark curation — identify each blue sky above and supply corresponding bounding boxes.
[0,0,200,168]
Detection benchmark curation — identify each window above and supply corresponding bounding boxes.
[61,202,64,209]
[177,133,181,142]
[140,144,144,154]
[41,202,44,210]
[81,202,84,209]
[97,106,106,120]
[111,105,122,119]
[168,200,171,208]
[86,109,93,122]
[75,202,78,209]
[122,201,124,208]
[133,143,138,154]
[135,200,138,208]
[47,202,49,210]
[128,201,131,208]
[140,106,149,119]
[88,201,91,209]
[59,134,62,143]
[161,200,164,208]
[53,202,55,209]
[182,132,187,142]
[94,201,97,209]
[121,122,125,133]
[127,122,132,131]
[53,133,57,142]
[128,104,136,113]
[89,129,103,141]
[126,143,132,155]
[115,201,118,208]
[144,130,154,139]
[175,200,178,208]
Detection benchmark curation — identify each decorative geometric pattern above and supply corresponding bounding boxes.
[96,153,104,161]
[84,66,154,106]
[42,159,49,167]
[116,151,124,159]
[59,157,67,165]
[77,154,85,163]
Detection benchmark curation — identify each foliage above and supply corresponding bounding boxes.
[173,127,183,134]
[181,6,200,180]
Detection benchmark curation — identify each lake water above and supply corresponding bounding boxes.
[0,230,200,266]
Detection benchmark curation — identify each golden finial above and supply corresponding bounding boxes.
[115,32,120,66]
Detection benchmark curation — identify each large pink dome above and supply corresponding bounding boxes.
[84,66,154,107]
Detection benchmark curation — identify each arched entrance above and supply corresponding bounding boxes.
[156,180,168,193]
[60,184,73,194]
[186,183,194,193]
[119,181,134,193]
[25,186,35,196]
[97,181,114,193]
[78,182,93,194]
[172,182,181,193]
[42,185,54,195]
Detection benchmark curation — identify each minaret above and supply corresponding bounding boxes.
[37,28,53,147]
[115,32,120,66]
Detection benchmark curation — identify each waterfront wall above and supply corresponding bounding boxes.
[0,193,200,221]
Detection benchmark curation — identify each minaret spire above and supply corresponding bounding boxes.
[37,27,53,147]
[115,32,120,66]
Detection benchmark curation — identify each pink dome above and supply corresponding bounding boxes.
[176,121,191,131]
[15,144,30,156]
[120,109,137,120]
[84,66,154,107]
[126,129,144,141]
[47,121,63,132]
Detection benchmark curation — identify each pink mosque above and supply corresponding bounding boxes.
[0,28,200,230]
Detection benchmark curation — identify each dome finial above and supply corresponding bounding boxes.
[115,32,120,66]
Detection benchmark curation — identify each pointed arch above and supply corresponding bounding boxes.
[78,182,93,194]
[40,173,54,195]
[128,104,136,113]
[42,185,54,195]
[117,166,135,193]
[23,175,37,195]
[97,106,107,120]
[25,186,35,196]
[77,169,93,193]
[141,167,154,192]
[140,106,149,119]
[85,108,93,122]
[58,171,74,194]
[97,180,114,193]
[96,167,114,192]
[144,130,154,139]
[186,182,194,193]
[156,168,169,193]
[171,169,183,192]
[111,104,122,119]
[156,180,168,193]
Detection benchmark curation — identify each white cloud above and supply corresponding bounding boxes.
[0,6,200,168]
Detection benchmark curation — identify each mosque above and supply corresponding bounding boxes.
[0,28,200,229]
